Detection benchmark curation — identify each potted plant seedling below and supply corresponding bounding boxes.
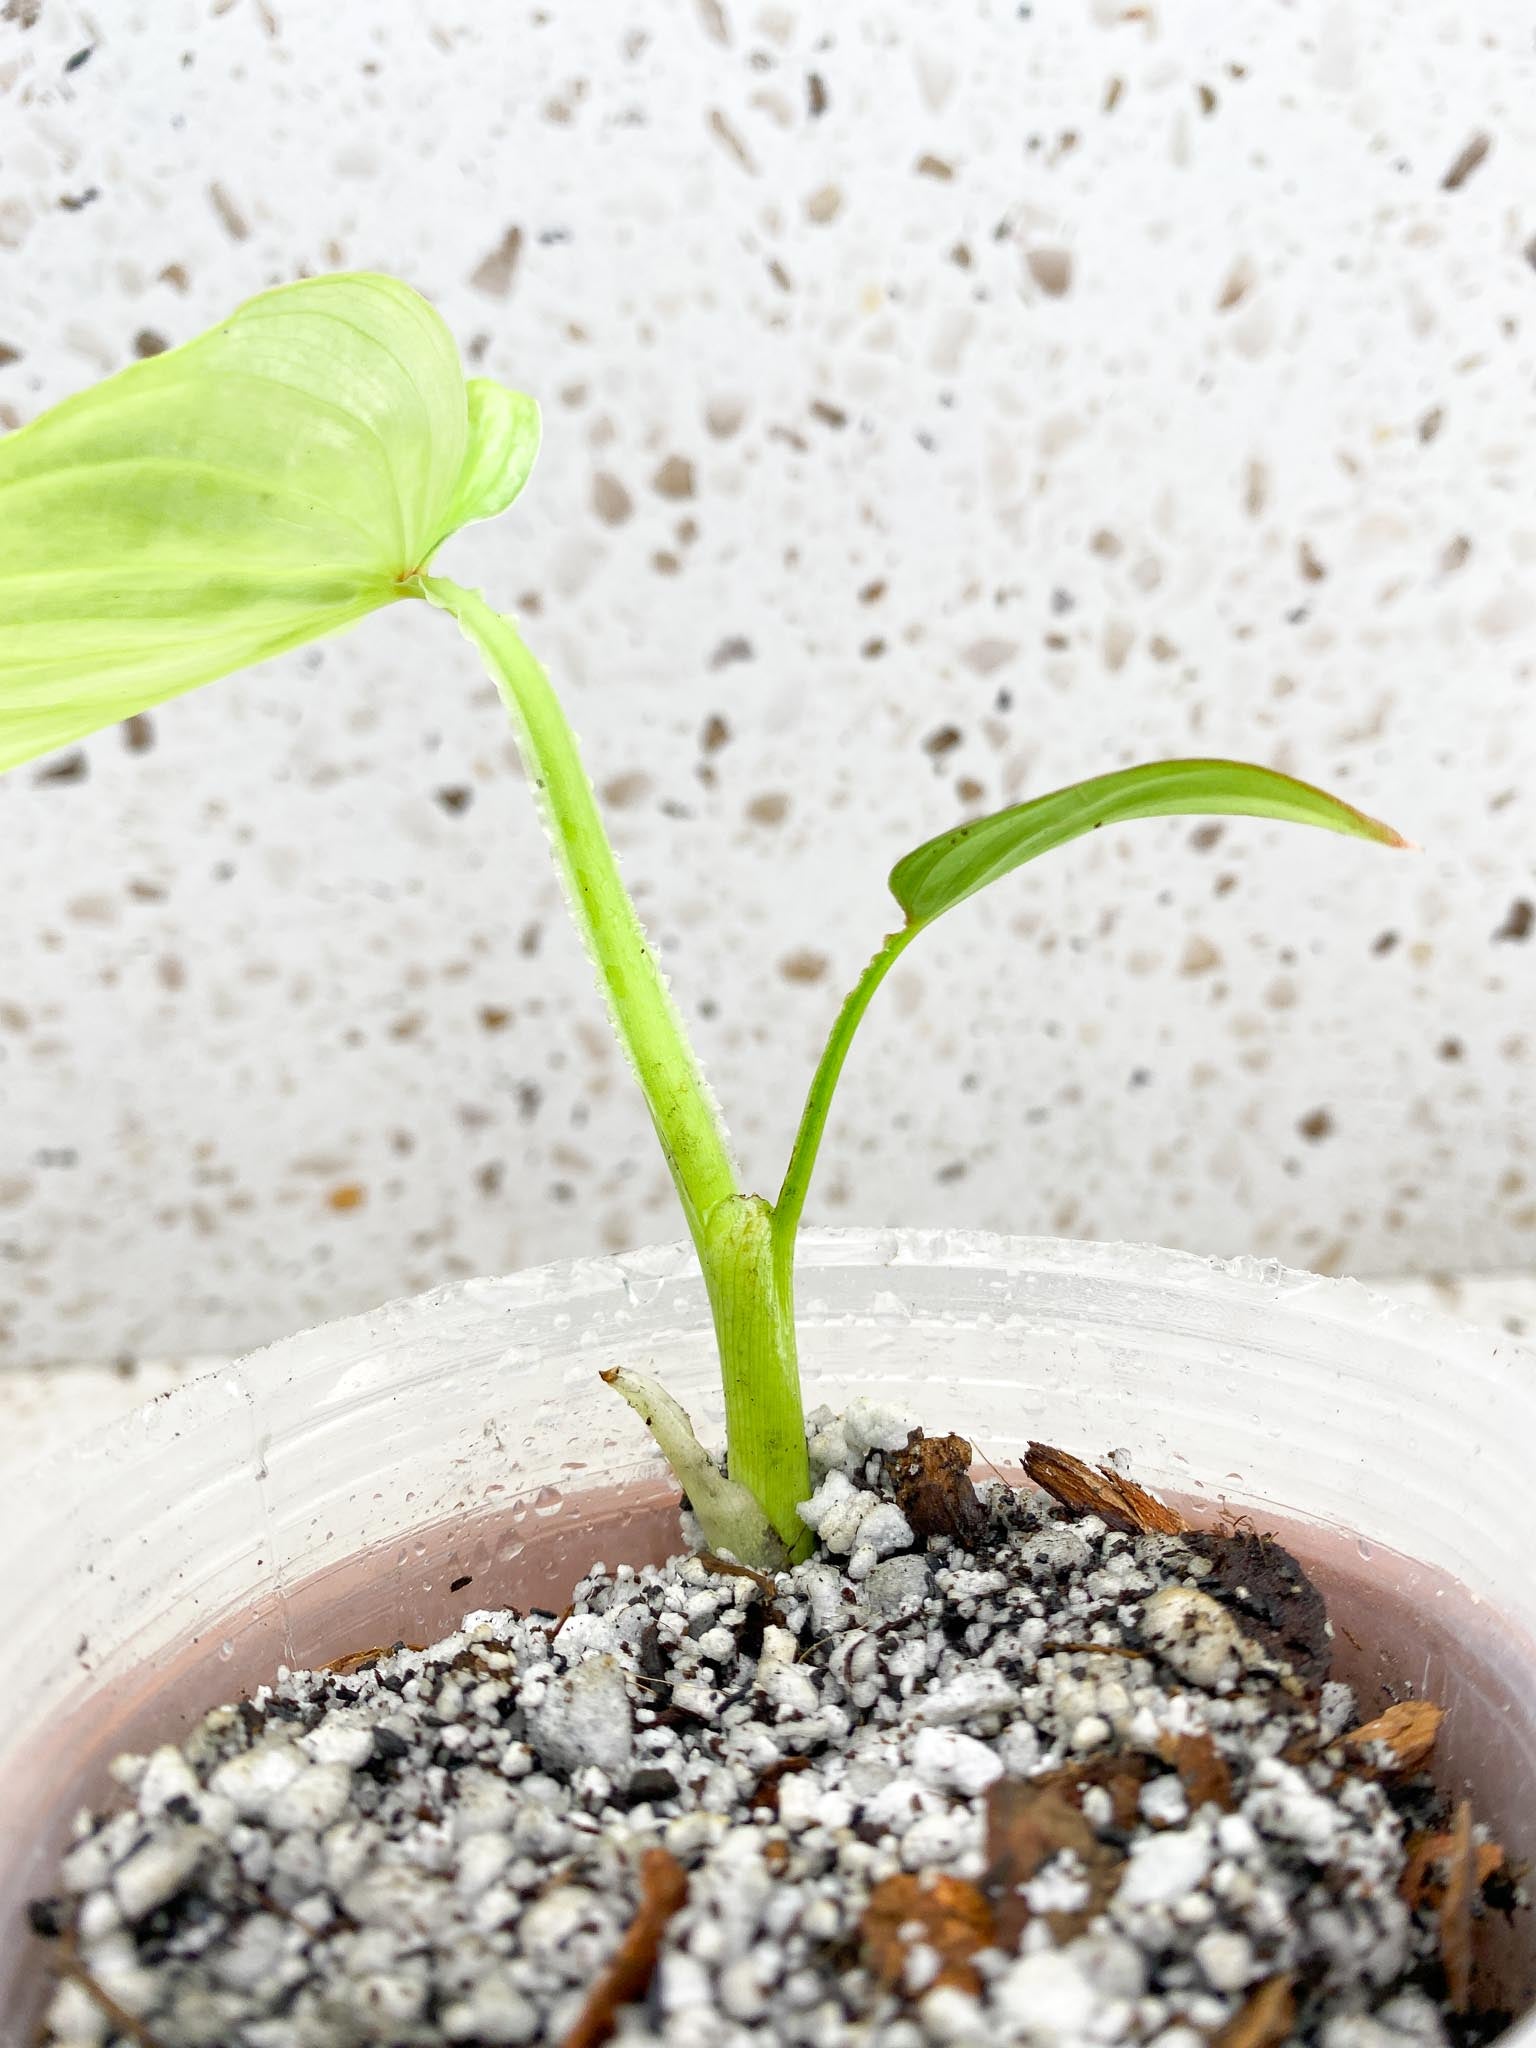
[3,276,1527,2047]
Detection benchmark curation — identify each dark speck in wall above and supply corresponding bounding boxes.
[807,72,827,117]
[779,950,828,985]
[208,183,250,240]
[59,187,101,212]
[1372,930,1399,955]
[707,639,752,672]
[924,725,962,759]
[134,330,169,359]
[1026,248,1073,296]
[592,472,634,526]
[35,751,88,785]
[1441,535,1471,574]
[435,787,474,815]
[1495,899,1533,943]
[122,714,155,752]
[601,771,651,809]
[1298,1108,1334,1142]
[64,45,93,71]
[652,455,695,500]
[1441,132,1491,190]
[469,225,523,299]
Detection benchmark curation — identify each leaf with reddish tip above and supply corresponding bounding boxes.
[889,759,1410,930]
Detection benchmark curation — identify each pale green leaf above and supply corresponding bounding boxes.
[437,380,542,543]
[0,272,540,774]
[889,759,1410,929]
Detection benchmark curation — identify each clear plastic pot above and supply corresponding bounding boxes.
[3,1229,1534,2037]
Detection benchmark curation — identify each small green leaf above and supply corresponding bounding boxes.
[890,759,1410,930]
[0,273,539,774]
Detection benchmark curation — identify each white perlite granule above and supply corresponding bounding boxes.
[33,1419,1495,2048]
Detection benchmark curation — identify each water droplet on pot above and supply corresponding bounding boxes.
[218,1639,234,1661]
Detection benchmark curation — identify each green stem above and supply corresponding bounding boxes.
[772,925,918,1273]
[419,575,739,1245]
[421,575,813,1559]
[702,1193,812,1554]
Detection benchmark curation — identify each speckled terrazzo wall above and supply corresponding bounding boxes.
[1,1,1533,1367]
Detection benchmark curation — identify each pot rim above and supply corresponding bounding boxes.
[16,1226,1529,1496]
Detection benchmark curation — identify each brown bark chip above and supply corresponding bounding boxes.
[1438,1800,1477,2013]
[748,1754,814,1815]
[861,1872,994,1997]
[885,1430,987,1545]
[984,1776,1126,1947]
[1216,1973,1295,2048]
[1156,1730,1234,1812]
[1341,1699,1445,1775]
[1040,1754,1154,1831]
[322,1642,425,1675]
[1401,1830,1504,1912]
[1024,1443,1185,1536]
[561,1848,689,2048]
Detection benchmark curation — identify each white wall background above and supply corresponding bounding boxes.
[1,0,1533,1369]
